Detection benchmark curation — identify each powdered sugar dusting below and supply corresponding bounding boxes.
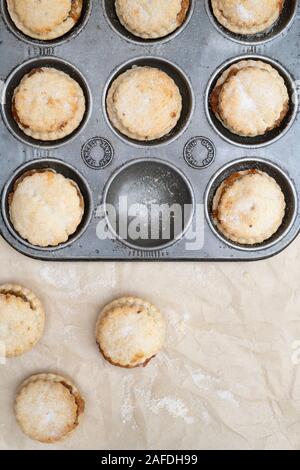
[38,264,116,296]
[191,370,221,390]
[236,5,255,22]
[164,308,190,339]
[236,79,257,111]
[39,265,80,291]
[217,390,240,407]
[121,377,136,427]
[139,390,195,424]
[43,410,55,425]
[120,370,194,426]
[119,324,136,339]
[202,410,211,424]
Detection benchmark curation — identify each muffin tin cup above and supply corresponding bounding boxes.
[103,56,195,148]
[205,158,298,252]
[102,158,195,251]
[1,0,92,47]
[103,0,195,46]
[1,159,93,252]
[205,54,298,149]
[1,56,92,149]
[205,0,297,45]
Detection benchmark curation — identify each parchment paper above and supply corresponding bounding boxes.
[1,234,300,450]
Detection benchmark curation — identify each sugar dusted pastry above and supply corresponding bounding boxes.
[15,373,85,443]
[210,60,289,137]
[115,0,190,39]
[0,284,45,357]
[12,67,86,141]
[7,0,83,40]
[107,66,182,141]
[211,0,284,35]
[212,169,286,245]
[95,297,166,368]
[9,170,85,247]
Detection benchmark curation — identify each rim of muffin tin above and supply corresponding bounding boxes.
[1,158,93,252]
[204,54,298,149]
[0,56,92,149]
[205,157,298,252]
[102,0,195,46]
[102,158,195,251]
[0,0,92,47]
[204,0,298,45]
[102,56,195,148]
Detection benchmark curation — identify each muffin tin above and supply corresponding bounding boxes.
[0,0,299,261]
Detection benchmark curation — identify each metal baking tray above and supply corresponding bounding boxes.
[0,0,299,261]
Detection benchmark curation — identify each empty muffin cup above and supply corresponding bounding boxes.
[205,158,297,251]
[2,159,93,251]
[102,158,194,250]
[205,55,298,148]
[205,0,297,45]
[103,0,194,45]
[1,57,92,149]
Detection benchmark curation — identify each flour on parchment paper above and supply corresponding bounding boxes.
[121,376,136,427]
[135,388,195,425]
[191,370,221,390]
[120,372,195,426]
[202,410,211,424]
[217,390,240,408]
[39,266,81,290]
[190,369,240,407]
[39,264,117,296]
[164,307,191,340]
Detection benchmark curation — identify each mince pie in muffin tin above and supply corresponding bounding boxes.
[212,169,286,245]
[115,0,190,39]
[210,59,289,137]
[6,0,83,41]
[12,67,86,142]
[106,66,182,141]
[211,0,284,35]
[9,169,85,247]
